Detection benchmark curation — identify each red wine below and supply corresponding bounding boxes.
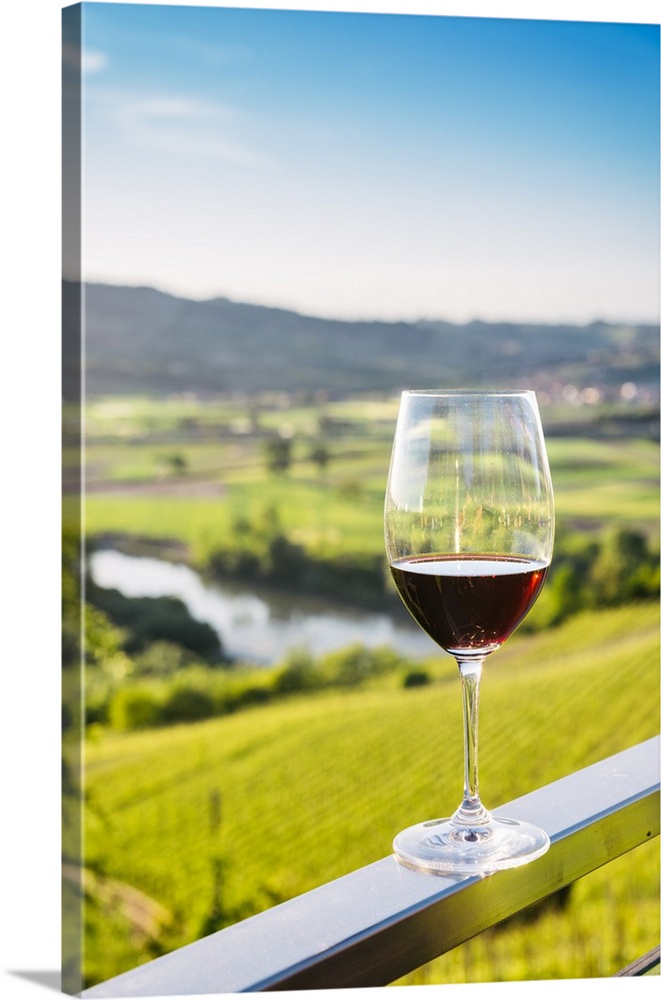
[390,554,549,655]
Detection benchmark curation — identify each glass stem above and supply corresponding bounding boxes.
[452,657,492,829]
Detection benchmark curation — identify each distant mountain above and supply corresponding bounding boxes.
[63,280,660,398]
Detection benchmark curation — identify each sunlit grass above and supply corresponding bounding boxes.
[83,603,659,988]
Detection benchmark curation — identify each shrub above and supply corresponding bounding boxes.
[590,528,659,607]
[403,669,431,688]
[110,685,162,731]
[162,685,215,724]
[231,683,272,709]
[132,640,198,677]
[273,649,321,694]
[319,644,405,687]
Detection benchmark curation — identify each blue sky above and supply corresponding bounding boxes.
[71,3,660,323]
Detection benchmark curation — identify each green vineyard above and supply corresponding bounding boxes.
[82,601,659,988]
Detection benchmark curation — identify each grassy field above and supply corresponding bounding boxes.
[82,601,660,989]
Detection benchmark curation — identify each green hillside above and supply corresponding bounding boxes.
[82,601,659,989]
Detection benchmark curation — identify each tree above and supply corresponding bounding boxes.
[263,435,292,475]
[308,441,330,476]
[156,451,188,477]
[590,528,654,606]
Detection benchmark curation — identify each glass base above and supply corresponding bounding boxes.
[393,814,550,876]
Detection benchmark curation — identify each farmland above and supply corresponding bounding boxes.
[80,392,659,558]
[65,390,659,988]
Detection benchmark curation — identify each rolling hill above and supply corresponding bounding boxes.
[63,279,659,399]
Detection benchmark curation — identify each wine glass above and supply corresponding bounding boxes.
[385,389,554,875]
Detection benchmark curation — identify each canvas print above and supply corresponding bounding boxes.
[62,2,660,994]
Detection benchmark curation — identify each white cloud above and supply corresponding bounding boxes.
[120,95,233,125]
[105,91,272,167]
[82,49,108,74]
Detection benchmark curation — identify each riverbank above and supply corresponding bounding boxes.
[88,544,438,665]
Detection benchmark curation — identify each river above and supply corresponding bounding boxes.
[88,548,440,666]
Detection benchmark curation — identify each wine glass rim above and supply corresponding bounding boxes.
[401,388,537,398]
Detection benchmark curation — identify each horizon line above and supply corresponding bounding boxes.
[67,276,661,330]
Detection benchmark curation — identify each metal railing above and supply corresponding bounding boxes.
[82,736,660,996]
